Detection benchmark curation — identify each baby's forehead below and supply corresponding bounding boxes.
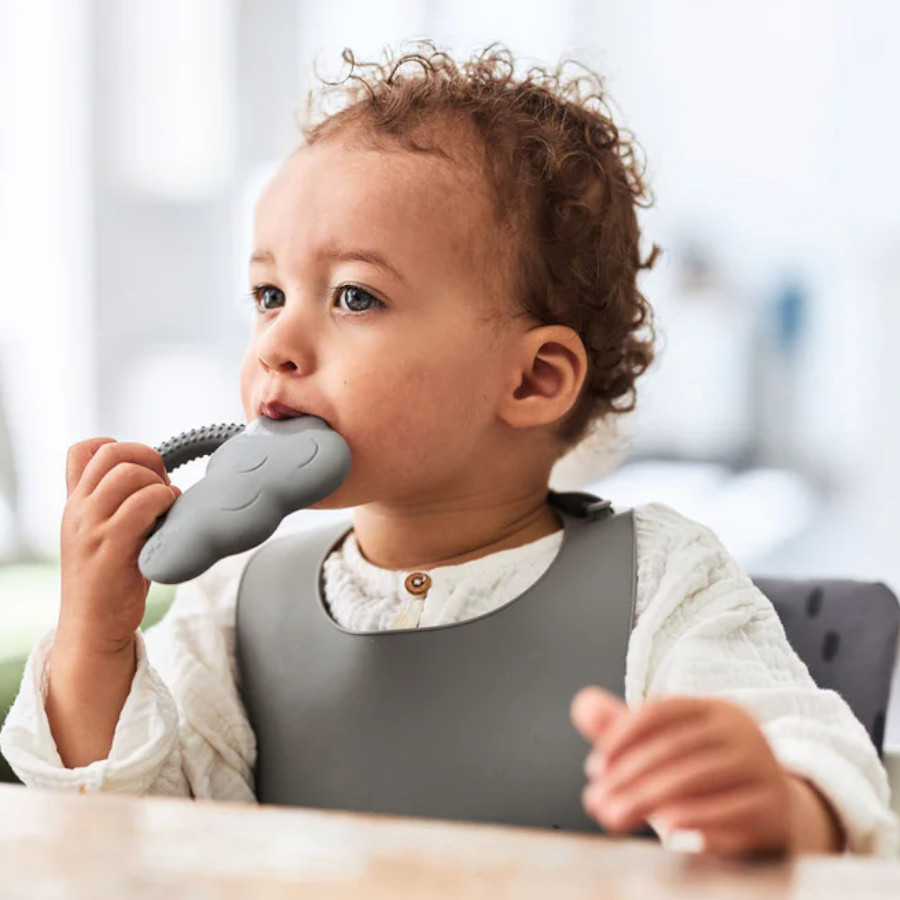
[278,136,485,220]
[256,134,505,290]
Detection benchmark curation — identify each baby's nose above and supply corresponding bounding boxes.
[256,313,316,374]
[258,353,300,374]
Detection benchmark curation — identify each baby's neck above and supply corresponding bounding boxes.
[351,489,562,571]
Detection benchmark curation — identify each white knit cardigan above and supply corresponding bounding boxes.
[1,502,897,855]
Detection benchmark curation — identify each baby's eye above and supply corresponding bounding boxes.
[250,284,285,311]
[335,285,384,314]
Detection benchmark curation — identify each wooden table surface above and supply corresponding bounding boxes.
[1,783,898,899]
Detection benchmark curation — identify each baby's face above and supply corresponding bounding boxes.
[240,134,524,509]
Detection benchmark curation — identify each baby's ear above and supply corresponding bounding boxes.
[497,324,587,431]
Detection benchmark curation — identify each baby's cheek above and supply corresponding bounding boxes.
[238,353,257,421]
[334,343,494,457]
[344,399,428,459]
[339,392,455,479]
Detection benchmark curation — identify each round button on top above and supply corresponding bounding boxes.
[404,571,432,596]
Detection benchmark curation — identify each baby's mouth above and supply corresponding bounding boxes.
[259,400,307,420]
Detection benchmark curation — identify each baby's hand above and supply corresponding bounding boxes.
[60,438,181,656]
[570,687,794,856]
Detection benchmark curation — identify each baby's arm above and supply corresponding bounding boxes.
[1,437,182,791]
[0,626,184,795]
[44,437,179,770]
[571,502,898,856]
[0,552,256,799]
[0,434,256,798]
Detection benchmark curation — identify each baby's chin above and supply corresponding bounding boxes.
[306,496,349,512]
[308,467,415,512]
[306,477,369,512]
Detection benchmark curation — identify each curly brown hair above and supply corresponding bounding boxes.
[299,40,660,449]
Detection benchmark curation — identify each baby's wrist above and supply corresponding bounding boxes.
[786,774,846,854]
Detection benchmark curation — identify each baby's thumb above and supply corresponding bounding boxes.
[570,685,628,743]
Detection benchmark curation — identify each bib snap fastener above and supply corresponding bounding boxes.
[404,571,432,596]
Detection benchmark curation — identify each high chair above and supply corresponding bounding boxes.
[754,577,899,757]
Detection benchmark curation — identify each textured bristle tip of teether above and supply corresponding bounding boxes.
[157,422,247,473]
[138,415,351,584]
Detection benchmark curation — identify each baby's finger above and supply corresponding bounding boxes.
[76,442,169,497]
[89,463,168,522]
[66,438,116,497]
[110,482,180,543]
[589,719,724,795]
[654,784,772,837]
[590,749,753,832]
[660,787,786,857]
[697,828,768,858]
[600,697,710,770]
[582,780,647,835]
[570,686,627,743]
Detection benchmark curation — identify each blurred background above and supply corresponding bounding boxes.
[1,0,899,751]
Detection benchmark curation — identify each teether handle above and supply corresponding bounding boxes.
[156,423,245,473]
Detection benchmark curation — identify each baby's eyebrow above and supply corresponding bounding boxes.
[249,245,408,286]
[315,244,408,286]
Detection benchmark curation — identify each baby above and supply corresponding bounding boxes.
[1,42,897,858]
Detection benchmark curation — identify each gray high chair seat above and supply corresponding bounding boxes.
[752,577,899,757]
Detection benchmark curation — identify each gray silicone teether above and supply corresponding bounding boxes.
[138,415,351,584]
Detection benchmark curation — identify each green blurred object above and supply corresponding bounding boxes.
[0,560,176,783]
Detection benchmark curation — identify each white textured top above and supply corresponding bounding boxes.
[1,502,897,855]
